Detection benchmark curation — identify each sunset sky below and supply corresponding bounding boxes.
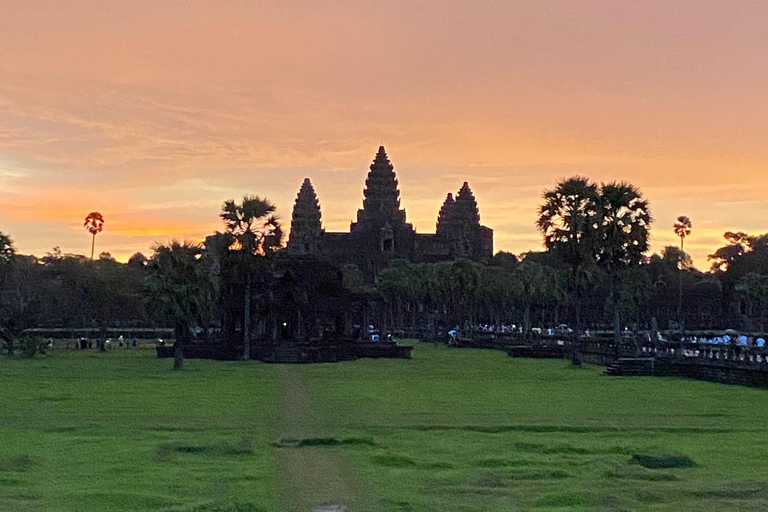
[1,0,767,268]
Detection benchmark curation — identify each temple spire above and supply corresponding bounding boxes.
[436,193,455,233]
[288,178,322,246]
[453,182,481,226]
[362,146,400,215]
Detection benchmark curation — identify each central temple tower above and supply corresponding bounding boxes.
[286,146,493,278]
[352,146,407,230]
[350,146,416,257]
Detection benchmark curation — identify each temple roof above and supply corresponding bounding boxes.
[362,146,401,215]
[454,182,481,226]
[436,193,455,232]
[289,178,322,240]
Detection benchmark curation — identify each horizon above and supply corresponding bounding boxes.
[2,1,767,267]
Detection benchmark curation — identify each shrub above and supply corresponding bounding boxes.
[18,337,45,358]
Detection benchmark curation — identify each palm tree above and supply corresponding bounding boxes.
[597,182,652,350]
[673,216,692,336]
[673,216,692,254]
[220,196,282,360]
[537,176,601,332]
[146,241,217,370]
[84,212,105,260]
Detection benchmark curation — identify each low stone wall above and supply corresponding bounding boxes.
[158,340,412,363]
[655,358,768,388]
[504,338,768,389]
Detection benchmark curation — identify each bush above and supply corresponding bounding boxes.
[18,337,45,358]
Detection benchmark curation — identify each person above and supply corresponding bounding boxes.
[757,338,766,348]
[132,337,138,348]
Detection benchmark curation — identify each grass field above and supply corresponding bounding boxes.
[2,342,768,511]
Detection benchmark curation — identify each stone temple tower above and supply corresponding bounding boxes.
[288,178,322,254]
[352,146,407,229]
[436,193,455,232]
[436,182,491,259]
[349,146,415,256]
[285,146,492,277]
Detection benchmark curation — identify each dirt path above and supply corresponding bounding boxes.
[274,365,375,512]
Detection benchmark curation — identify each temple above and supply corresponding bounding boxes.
[287,147,493,277]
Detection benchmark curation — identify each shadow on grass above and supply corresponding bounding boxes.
[693,481,768,500]
[153,437,253,462]
[515,441,635,455]
[372,454,455,469]
[631,453,696,469]
[0,455,34,472]
[404,424,736,434]
[271,437,375,448]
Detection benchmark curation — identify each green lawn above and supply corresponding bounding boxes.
[2,343,768,511]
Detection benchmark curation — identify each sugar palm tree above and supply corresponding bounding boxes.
[84,212,105,260]
[146,240,217,370]
[673,216,692,254]
[220,196,282,360]
[537,177,601,331]
[597,182,652,349]
[673,216,692,336]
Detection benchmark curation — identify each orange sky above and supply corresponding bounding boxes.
[1,1,767,267]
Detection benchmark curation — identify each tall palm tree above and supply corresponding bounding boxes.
[597,182,652,349]
[673,216,692,254]
[537,176,601,332]
[673,216,692,336]
[220,196,282,360]
[146,241,217,370]
[84,212,105,260]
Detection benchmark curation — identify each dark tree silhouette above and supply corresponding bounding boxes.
[538,177,652,346]
[537,176,601,332]
[146,241,217,370]
[220,196,282,359]
[597,181,652,348]
[673,216,692,334]
[84,212,105,260]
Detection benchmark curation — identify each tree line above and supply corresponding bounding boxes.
[1,177,766,364]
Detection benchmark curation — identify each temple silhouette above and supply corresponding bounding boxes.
[287,146,493,277]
